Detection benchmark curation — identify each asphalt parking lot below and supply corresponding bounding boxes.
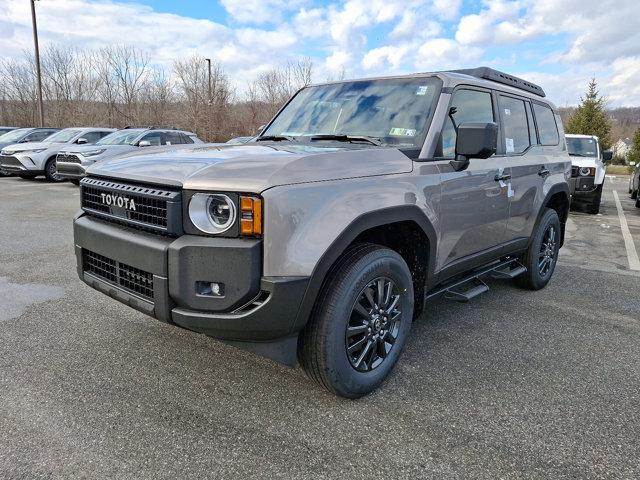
[1,176,639,479]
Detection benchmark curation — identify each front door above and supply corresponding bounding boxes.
[436,87,510,273]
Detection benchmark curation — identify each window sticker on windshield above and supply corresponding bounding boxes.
[504,108,511,116]
[416,86,430,96]
[389,128,416,136]
[506,137,515,153]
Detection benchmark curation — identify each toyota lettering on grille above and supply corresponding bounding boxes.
[100,192,137,211]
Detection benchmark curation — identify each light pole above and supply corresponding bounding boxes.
[30,0,45,127]
[205,58,212,142]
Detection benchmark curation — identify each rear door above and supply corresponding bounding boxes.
[497,93,544,248]
[437,87,511,273]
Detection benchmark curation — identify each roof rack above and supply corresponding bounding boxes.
[448,67,546,97]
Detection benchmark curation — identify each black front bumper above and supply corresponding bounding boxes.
[74,215,309,360]
[57,161,86,179]
[569,176,597,195]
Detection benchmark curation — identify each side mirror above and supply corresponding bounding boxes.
[451,122,498,171]
[76,138,88,145]
[138,140,151,147]
[602,150,613,162]
[630,161,637,167]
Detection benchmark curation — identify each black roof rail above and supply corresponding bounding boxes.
[448,67,546,97]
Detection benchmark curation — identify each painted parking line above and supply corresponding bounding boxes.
[612,189,640,271]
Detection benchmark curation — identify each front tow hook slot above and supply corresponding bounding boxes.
[196,281,225,297]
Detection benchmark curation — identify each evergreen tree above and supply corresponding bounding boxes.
[628,128,640,165]
[565,78,612,150]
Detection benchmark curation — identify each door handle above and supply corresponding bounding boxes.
[538,167,550,177]
[494,173,511,182]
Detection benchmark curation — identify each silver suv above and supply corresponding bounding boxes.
[56,127,202,182]
[72,67,571,397]
[0,127,114,181]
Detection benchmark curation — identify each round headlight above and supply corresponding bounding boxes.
[189,193,236,234]
[579,167,592,176]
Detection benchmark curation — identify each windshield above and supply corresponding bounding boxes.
[45,129,82,143]
[96,129,145,146]
[262,77,441,147]
[0,128,30,143]
[567,137,597,157]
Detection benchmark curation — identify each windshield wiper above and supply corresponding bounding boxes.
[309,134,383,146]
[568,153,588,157]
[256,135,297,142]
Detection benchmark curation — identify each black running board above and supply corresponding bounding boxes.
[426,258,526,303]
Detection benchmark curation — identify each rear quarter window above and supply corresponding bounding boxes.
[533,103,559,145]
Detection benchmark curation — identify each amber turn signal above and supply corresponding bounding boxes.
[239,196,262,236]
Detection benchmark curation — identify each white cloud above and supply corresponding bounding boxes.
[362,45,410,70]
[220,0,304,25]
[432,0,463,21]
[415,38,483,70]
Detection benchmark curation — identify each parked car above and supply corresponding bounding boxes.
[629,161,640,207]
[0,127,18,136]
[72,67,570,397]
[0,127,60,177]
[56,127,202,182]
[0,127,115,182]
[226,136,253,145]
[566,134,612,214]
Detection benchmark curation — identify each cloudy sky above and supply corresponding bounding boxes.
[1,0,639,106]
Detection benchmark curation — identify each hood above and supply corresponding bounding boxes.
[570,156,599,168]
[64,144,135,156]
[87,143,414,192]
[1,141,56,153]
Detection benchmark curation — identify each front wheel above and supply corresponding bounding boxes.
[44,158,63,182]
[300,244,414,398]
[516,208,561,290]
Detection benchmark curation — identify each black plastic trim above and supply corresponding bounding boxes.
[290,205,437,333]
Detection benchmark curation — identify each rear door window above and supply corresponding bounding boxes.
[533,103,559,145]
[498,95,530,155]
[164,132,184,145]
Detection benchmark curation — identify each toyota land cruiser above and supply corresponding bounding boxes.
[73,67,571,397]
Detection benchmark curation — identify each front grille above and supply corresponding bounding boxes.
[80,177,182,235]
[571,166,579,177]
[0,155,24,170]
[57,153,81,164]
[83,249,154,300]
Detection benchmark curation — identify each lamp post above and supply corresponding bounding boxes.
[206,58,212,142]
[30,0,45,127]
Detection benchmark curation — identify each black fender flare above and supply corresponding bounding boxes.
[290,205,438,333]
[534,183,571,247]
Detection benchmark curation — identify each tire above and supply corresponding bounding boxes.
[44,157,63,182]
[586,184,603,214]
[516,208,561,290]
[632,189,638,200]
[300,243,414,398]
[636,196,640,209]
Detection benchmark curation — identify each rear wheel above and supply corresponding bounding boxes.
[300,244,414,398]
[516,208,561,290]
[44,157,63,182]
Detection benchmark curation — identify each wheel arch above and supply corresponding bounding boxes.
[291,205,437,333]
[536,184,570,247]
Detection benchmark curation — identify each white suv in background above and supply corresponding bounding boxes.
[0,127,114,182]
[56,127,202,183]
[566,134,613,214]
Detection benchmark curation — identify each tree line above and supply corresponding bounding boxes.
[0,45,314,142]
